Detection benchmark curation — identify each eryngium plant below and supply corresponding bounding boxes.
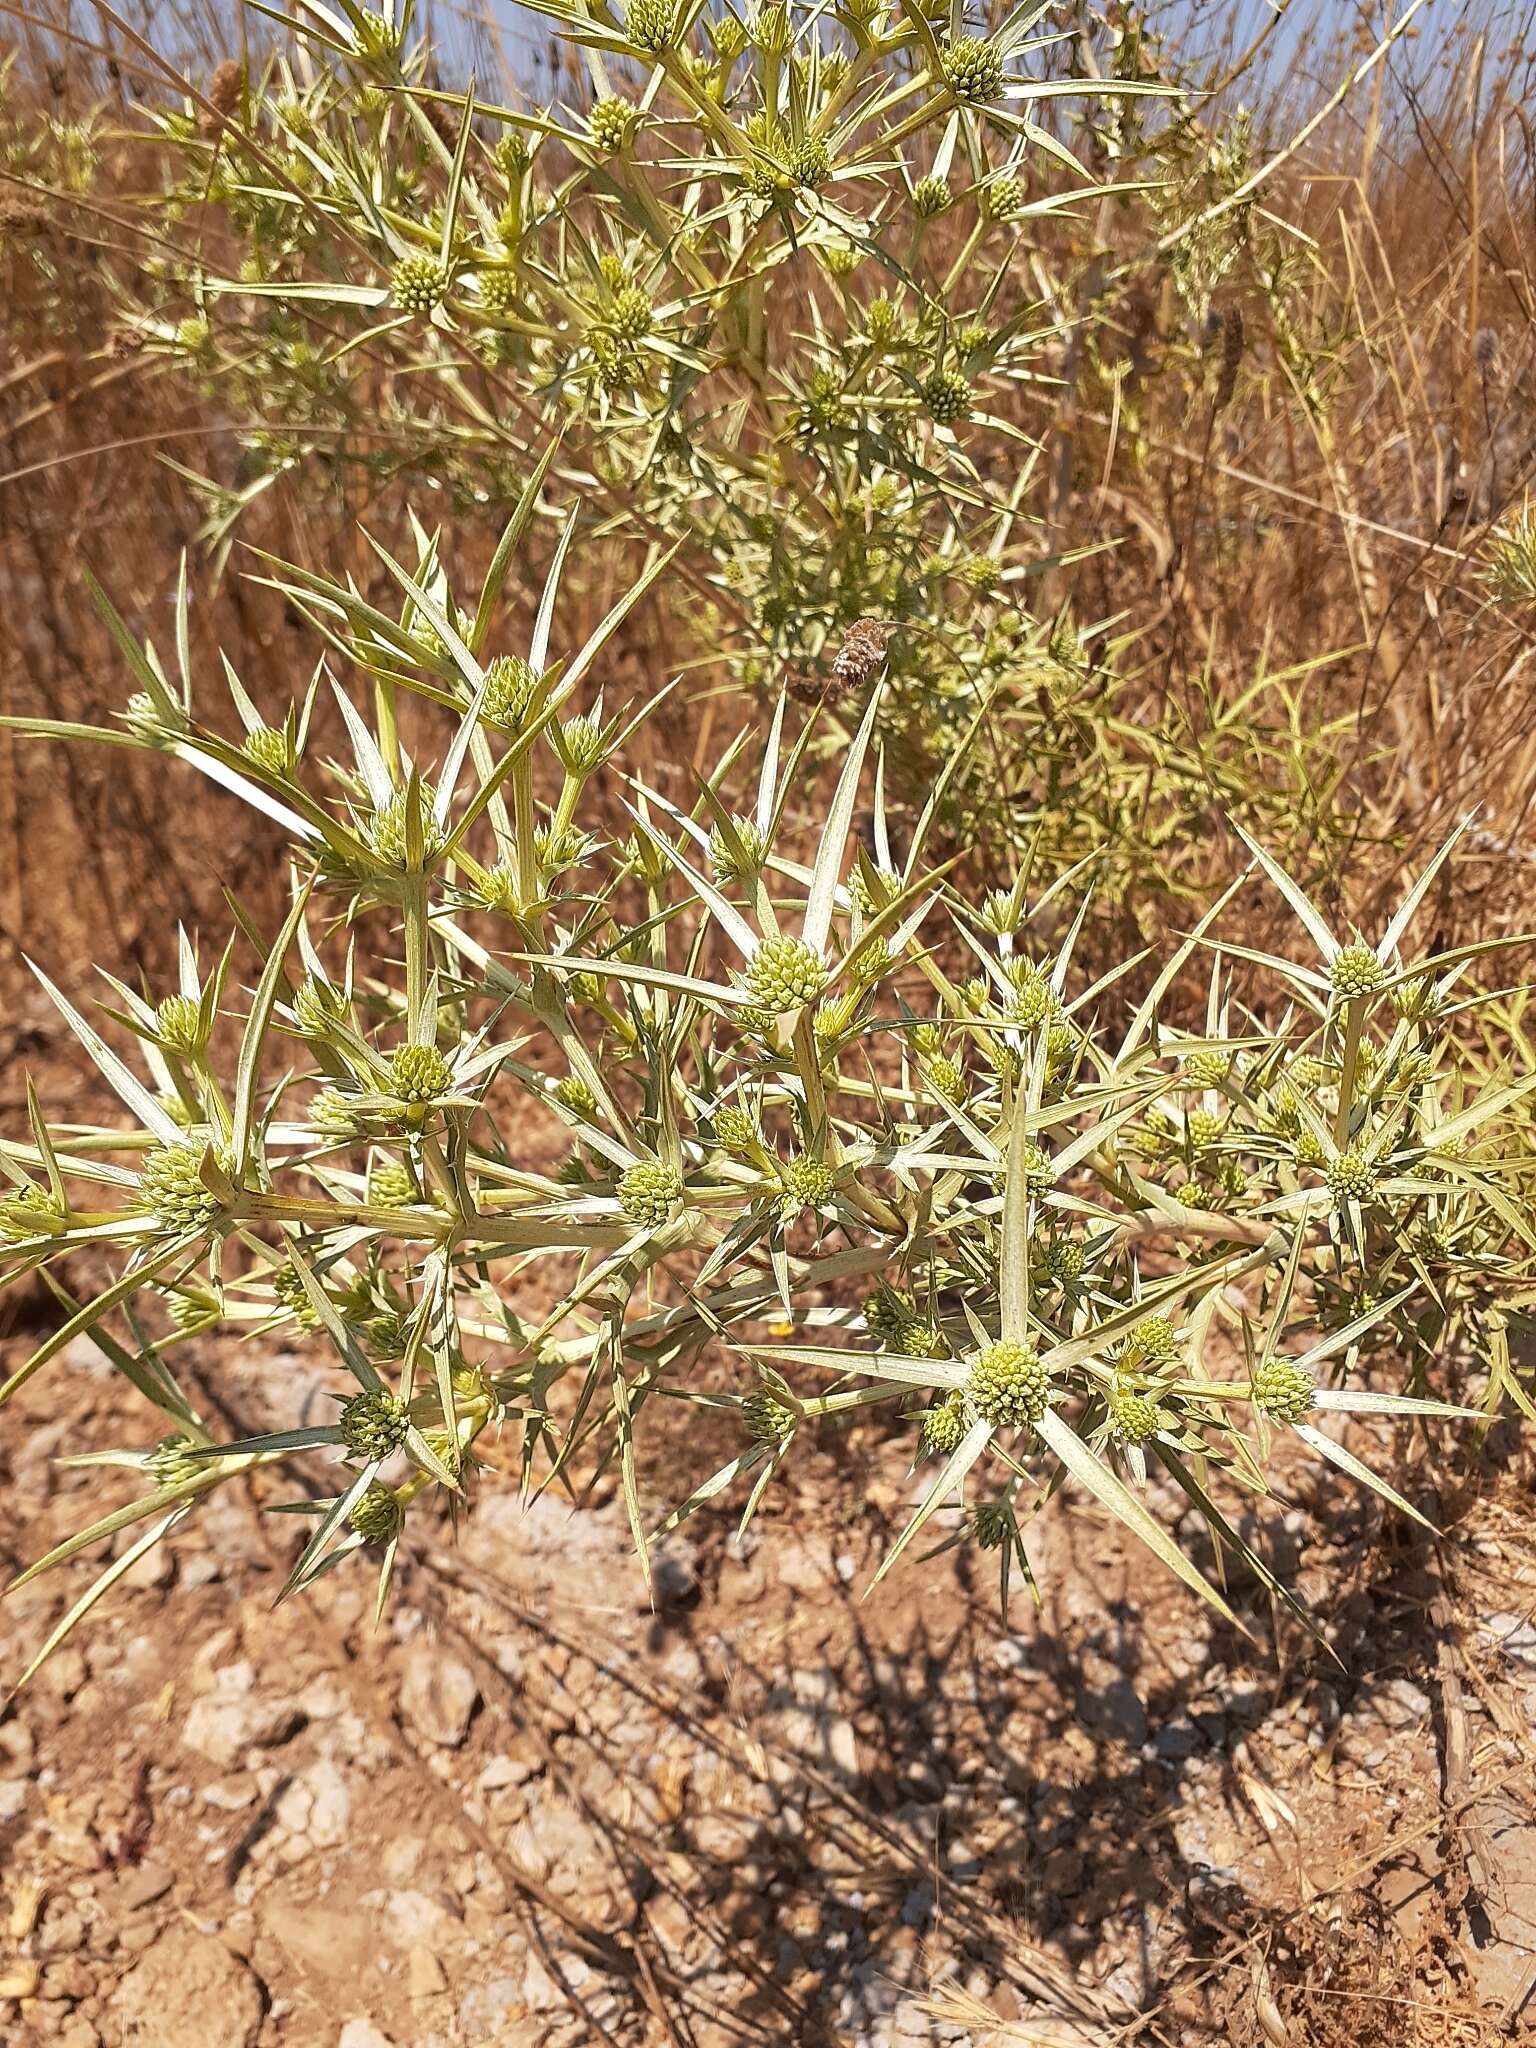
[2,504,1530,1680]
[114,0,1236,848]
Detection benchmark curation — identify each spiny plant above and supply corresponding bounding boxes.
[0,496,1530,1682]
[99,0,1355,883]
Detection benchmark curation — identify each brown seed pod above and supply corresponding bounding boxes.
[420,92,465,149]
[206,59,245,122]
[830,616,896,694]
[1213,306,1244,415]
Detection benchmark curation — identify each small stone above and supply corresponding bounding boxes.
[115,1864,174,1912]
[201,1776,258,1812]
[408,1944,447,1999]
[38,1907,87,1953]
[338,2024,396,2048]
[459,1977,526,2032]
[477,1754,535,1793]
[399,1644,479,1749]
[182,1688,303,1768]
[524,1952,563,2011]
[382,1890,458,1944]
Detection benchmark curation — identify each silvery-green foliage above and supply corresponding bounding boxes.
[1,510,1530,1680]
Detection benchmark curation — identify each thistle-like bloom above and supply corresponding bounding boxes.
[920,1391,967,1457]
[744,935,828,1013]
[742,1390,795,1442]
[242,725,290,775]
[1108,1385,1165,1444]
[388,1043,453,1103]
[1326,1148,1376,1206]
[139,1142,226,1236]
[942,35,1004,104]
[339,1388,410,1459]
[349,1481,405,1542]
[626,0,677,52]
[480,654,541,732]
[392,254,449,316]
[155,993,204,1053]
[1330,943,1386,1000]
[1249,1358,1315,1423]
[967,1339,1049,1429]
[588,96,635,155]
[920,368,973,423]
[618,1159,683,1227]
[369,789,446,870]
[911,175,952,219]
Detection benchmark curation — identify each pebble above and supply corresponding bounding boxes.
[409,1944,448,1999]
[337,2023,396,2048]
[114,1865,174,1913]
[182,1686,304,1768]
[399,1644,480,1749]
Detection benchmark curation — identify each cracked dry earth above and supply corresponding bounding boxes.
[3,1325,1536,2048]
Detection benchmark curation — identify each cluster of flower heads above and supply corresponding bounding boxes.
[107,4,1177,689]
[0,515,1524,1680]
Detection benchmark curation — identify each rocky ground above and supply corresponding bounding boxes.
[2,1324,1536,2047]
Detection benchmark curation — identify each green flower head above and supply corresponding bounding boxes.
[967,1339,1049,1430]
[618,1159,684,1227]
[942,35,1004,104]
[744,935,828,1013]
[392,254,449,316]
[339,1387,410,1460]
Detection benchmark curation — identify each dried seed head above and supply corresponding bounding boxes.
[1213,306,1243,413]
[206,58,245,121]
